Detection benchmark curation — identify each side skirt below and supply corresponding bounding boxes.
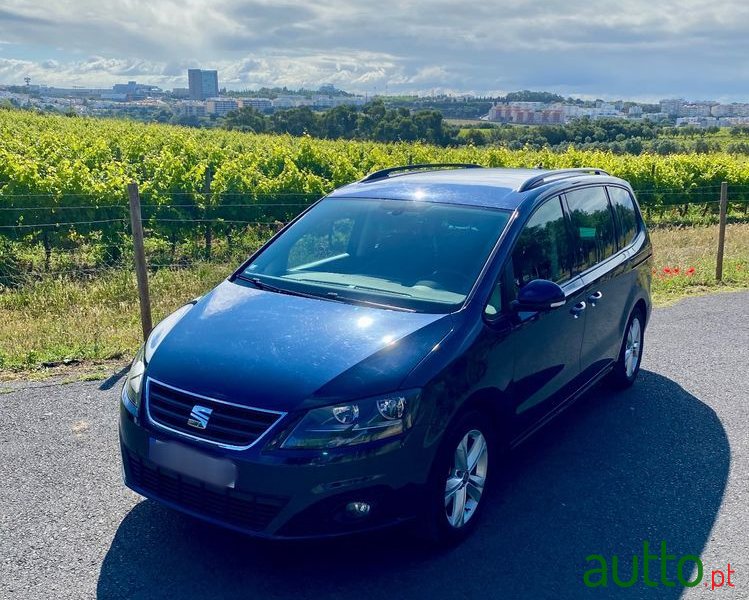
[509,363,614,450]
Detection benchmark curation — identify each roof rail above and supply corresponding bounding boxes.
[517,168,610,192]
[359,163,483,183]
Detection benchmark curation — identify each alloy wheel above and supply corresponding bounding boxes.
[444,429,488,528]
[624,316,642,378]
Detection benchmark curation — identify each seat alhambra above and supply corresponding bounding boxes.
[119,165,652,543]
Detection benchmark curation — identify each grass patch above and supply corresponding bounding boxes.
[0,224,747,373]
[649,223,749,305]
[0,263,229,372]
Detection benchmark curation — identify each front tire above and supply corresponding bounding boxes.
[608,308,645,389]
[419,411,493,545]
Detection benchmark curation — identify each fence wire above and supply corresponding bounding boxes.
[0,187,747,290]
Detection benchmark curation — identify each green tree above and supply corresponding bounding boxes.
[270,107,320,136]
[624,137,644,155]
[222,106,268,133]
[320,105,359,138]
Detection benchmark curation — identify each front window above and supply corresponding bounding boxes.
[485,196,573,319]
[240,198,511,312]
[512,196,573,287]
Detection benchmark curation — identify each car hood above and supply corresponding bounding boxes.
[146,279,454,412]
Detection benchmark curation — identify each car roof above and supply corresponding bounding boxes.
[327,167,628,210]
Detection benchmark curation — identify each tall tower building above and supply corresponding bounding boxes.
[188,69,219,100]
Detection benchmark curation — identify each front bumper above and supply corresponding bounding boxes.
[119,400,435,539]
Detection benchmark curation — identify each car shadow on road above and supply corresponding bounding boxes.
[99,367,129,391]
[97,371,729,600]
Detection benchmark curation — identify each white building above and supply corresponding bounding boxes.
[627,105,643,118]
[272,95,307,109]
[239,98,273,111]
[711,103,749,118]
[680,103,713,118]
[660,99,685,116]
[311,95,366,108]
[205,98,239,116]
[181,101,206,117]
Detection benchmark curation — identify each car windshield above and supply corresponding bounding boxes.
[239,197,511,312]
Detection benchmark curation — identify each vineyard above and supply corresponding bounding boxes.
[3,110,749,262]
[1,109,749,372]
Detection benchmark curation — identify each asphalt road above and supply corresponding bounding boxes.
[1,291,747,600]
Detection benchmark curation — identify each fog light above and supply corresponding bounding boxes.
[345,501,372,519]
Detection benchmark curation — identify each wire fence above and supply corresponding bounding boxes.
[0,190,324,289]
[0,184,747,291]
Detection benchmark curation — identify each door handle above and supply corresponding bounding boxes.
[570,301,587,319]
[588,291,603,306]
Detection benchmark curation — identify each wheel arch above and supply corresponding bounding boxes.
[633,297,648,326]
[457,387,514,449]
[424,385,514,465]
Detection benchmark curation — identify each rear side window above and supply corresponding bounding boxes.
[607,186,639,247]
[512,196,573,287]
[566,187,617,273]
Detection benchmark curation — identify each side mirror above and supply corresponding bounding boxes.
[512,279,566,312]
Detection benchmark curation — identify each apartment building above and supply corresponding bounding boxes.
[188,69,219,101]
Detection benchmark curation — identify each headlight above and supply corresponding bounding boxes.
[121,302,195,416]
[122,344,145,416]
[280,389,420,449]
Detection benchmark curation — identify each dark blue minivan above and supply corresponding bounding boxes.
[119,165,652,543]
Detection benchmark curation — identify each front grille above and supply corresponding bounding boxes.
[126,450,288,532]
[146,379,282,448]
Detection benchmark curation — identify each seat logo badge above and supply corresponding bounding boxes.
[187,405,213,429]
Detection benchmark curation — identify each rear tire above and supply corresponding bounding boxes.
[418,411,494,545]
[608,308,645,389]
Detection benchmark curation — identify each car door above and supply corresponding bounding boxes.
[483,195,589,435]
[564,185,630,381]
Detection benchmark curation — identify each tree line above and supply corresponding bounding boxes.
[221,104,749,155]
[221,100,453,145]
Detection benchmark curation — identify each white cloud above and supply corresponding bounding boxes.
[0,0,747,99]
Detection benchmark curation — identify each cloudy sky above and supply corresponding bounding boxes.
[0,0,747,100]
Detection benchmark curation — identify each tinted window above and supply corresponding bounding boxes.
[566,187,617,273]
[244,198,511,312]
[288,217,354,269]
[511,197,573,288]
[607,186,639,247]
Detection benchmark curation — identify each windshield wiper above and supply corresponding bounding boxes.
[324,291,415,312]
[239,274,414,312]
[290,277,415,298]
[239,275,324,300]
[350,283,414,298]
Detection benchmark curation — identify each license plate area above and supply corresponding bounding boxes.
[149,438,237,488]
